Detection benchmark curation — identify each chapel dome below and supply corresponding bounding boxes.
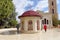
[18,10,41,18]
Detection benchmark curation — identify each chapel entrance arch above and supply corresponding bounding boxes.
[28,20,33,30]
[42,18,49,25]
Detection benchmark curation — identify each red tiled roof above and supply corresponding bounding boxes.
[18,10,41,18]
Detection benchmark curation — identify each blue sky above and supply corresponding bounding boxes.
[12,0,60,22]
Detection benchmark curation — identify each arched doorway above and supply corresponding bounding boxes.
[28,20,33,30]
[47,20,49,24]
[37,20,40,30]
[44,18,46,24]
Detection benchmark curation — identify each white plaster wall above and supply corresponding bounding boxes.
[37,10,53,29]
[41,13,52,28]
[20,16,41,32]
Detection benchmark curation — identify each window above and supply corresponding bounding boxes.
[44,19,46,24]
[28,20,32,25]
[52,1,54,6]
[47,20,48,24]
[42,20,44,24]
[52,9,54,14]
[37,20,40,30]
[28,20,33,30]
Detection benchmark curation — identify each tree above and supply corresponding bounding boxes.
[52,16,58,27]
[0,0,14,19]
[58,20,60,25]
[9,8,17,20]
[8,8,18,27]
[9,19,17,27]
[0,0,17,28]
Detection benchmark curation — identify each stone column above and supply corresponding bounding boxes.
[33,20,37,32]
[20,22,22,30]
[20,20,23,30]
[24,20,28,31]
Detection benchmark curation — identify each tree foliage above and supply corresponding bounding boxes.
[52,16,58,27]
[9,19,17,26]
[0,0,14,19]
[58,20,60,25]
[0,0,17,28]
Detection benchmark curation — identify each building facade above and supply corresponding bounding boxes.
[48,0,58,19]
[18,0,58,32]
[37,11,52,29]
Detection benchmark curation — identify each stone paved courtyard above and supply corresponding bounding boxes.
[0,28,60,40]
